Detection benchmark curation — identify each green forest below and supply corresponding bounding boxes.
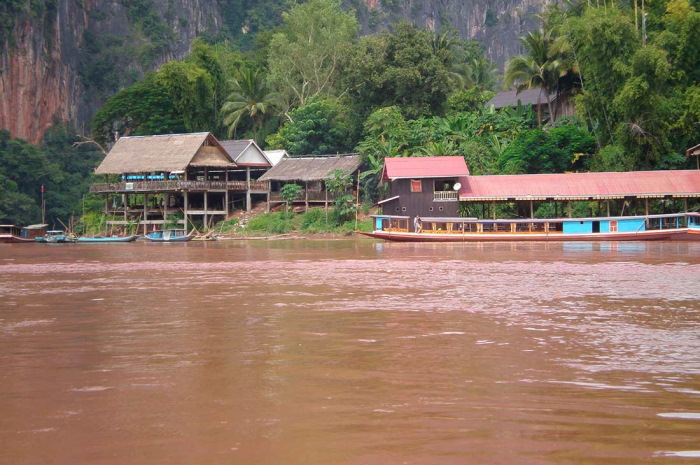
[1,0,699,226]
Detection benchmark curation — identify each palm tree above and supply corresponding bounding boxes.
[504,29,567,125]
[221,67,279,143]
[460,57,500,91]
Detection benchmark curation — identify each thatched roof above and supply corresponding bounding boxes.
[258,154,361,182]
[95,133,235,175]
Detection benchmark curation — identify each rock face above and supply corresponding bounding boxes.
[0,0,549,144]
[358,0,553,68]
[0,0,221,144]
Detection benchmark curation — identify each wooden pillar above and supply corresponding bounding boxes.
[163,194,169,222]
[143,193,149,236]
[606,200,611,217]
[184,191,189,234]
[266,192,270,213]
[225,189,230,216]
[529,200,534,218]
[305,181,309,211]
[567,200,572,218]
[645,198,649,216]
[246,167,251,212]
[684,198,688,213]
[204,191,208,230]
[492,201,496,220]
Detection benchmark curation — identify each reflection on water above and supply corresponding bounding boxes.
[0,240,699,465]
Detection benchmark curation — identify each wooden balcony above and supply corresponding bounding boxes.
[90,180,270,194]
[433,191,459,201]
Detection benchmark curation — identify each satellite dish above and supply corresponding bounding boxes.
[453,182,462,191]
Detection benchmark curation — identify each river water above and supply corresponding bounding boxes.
[1,240,699,465]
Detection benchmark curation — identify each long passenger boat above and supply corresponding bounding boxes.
[0,224,47,243]
[359,213,696,242]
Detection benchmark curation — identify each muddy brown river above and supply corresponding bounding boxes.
[1,240,699,464]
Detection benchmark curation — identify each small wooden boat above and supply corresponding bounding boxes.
[191,233,218,241]
[143,229,195,242]
[75,235,139,243]
[35,230,77,243]
[0,224,47,243]
[358,213,696,242]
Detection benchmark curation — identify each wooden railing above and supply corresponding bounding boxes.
[90,180,270,194]
[433,191,458,201]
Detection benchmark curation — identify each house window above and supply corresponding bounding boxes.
[411,180,422,192]
[610,220,618,232]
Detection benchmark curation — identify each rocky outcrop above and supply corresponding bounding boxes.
[0,0,549,144]
[0,0,221,144]
[359,0,553,69]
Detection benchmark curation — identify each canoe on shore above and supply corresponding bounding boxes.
[143,229,195,242]
[75,235,139,243]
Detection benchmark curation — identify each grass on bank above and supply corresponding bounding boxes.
[221,208,373,237]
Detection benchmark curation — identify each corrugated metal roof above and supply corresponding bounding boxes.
[382,156,469,181]
[486,88,554,109]
[95,133,235,174]
[264,150,289,166]
[258,154,361,182]
[459,170,700,200]
[219,140,251,159]
[687,143,700,157]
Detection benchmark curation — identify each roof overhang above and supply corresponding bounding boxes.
[378,195,400,204]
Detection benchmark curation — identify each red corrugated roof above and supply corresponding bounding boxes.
[383,156,469,181]
[459,170,700,200]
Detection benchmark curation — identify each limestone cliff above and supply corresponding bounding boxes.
[357,0,553,68]
[0,0,549,144]
[0,0,221,144]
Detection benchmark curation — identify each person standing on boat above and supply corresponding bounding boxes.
[414,215,422,233]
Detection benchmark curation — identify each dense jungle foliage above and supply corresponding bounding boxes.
[1,0,699,225]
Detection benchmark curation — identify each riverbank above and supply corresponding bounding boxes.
[208,207,374,241]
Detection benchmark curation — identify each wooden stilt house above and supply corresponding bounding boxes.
[90,132,270,234]
[257,154,362,211]
[219,139,272,212]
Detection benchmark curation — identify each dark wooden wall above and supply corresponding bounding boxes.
[382,178,460,223]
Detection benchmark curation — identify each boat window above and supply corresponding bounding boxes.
[410,180,422,192]
[429,207,434,212]
[402,207,407,212]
